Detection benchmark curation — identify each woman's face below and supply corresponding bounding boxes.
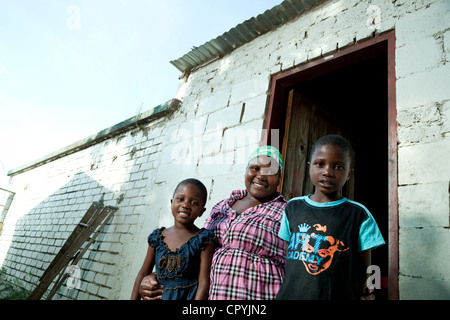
[245,155,280,201]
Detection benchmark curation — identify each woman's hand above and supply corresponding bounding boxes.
[139,273,163,300]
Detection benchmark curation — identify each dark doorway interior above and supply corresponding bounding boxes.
[280,52,389,299]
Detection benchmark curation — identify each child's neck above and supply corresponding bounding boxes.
[173,222,199,234]
[310,192,344,203]
[164,223,200,252]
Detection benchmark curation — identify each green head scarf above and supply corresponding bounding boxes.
[247,145,283,174]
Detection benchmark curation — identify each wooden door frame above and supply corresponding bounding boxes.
[263,31,398,300]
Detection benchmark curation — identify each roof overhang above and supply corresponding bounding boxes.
[170,0,328,73]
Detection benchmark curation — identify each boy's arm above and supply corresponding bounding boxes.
[194,241,215,300]
[130,246,156,300]
[359,249,375,300]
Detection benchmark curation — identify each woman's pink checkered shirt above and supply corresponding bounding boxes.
[204,190,287,300]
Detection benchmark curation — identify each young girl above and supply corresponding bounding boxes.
[131,178,215,300]
[276,135,385,300]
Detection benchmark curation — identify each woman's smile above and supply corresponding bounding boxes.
[252,181,268,189]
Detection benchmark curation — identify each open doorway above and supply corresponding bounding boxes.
[264,32,397,299]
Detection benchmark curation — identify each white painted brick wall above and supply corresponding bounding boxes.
[1,0,449,300]
[393,0,450,299]
[0,118,171,299]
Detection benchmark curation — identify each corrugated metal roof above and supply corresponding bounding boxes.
[170,0,328,72]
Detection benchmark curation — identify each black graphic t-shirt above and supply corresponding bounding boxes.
[276,196,385,300]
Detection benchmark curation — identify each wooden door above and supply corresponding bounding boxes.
[279,89,355,201]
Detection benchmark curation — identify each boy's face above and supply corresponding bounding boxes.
[171,183,206,225]
[308,144,352,201]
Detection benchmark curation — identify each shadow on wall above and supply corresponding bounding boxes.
[0,171,122,300]
[399,211,450,299]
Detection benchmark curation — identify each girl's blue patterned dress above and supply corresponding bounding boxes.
[148,227,215,300]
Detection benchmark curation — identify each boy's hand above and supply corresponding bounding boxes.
[360,288,375,300]
[139,273,163,300]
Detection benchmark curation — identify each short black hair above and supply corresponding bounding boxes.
[173,178,208,205]
[310,134,354,167]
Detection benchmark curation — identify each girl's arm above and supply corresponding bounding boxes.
[194,241,215,300]
[359,249,375,300]
[130,246,156,300]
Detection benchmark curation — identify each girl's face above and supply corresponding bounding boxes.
[308,144,352,202]
[171,183,206,225]
[245,155,281,201]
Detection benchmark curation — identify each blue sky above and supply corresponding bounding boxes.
[0,0,282,187]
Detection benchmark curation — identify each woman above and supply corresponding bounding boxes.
[139,146,287,300]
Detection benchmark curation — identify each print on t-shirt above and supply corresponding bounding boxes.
[287,223,349,275]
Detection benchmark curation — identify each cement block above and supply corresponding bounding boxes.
[397,103,442,127]
[397,102,446,146]
[398,182,449,228]
[398,139,450,185]
[196,162,232,181]
[158,139,189,166]
[441,100,450,138]
[177,115,208,138]
[444,28,450,57]
[396,64,450,111]
[228,73,270,107]
[395,0,450,47]
[399,227,450,279]
[239,94,267,124]
[205,103,243,132]
[191,130,222,160]
[399,276,450,300]
[396,36,443,78]
[195,151,237,178]
[222,121,262,154]
[154,162,196,184]
[196,87,231,116]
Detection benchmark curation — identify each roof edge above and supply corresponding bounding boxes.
[170,0,328,73]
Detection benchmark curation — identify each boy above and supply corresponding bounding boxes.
[276,135,385,300]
